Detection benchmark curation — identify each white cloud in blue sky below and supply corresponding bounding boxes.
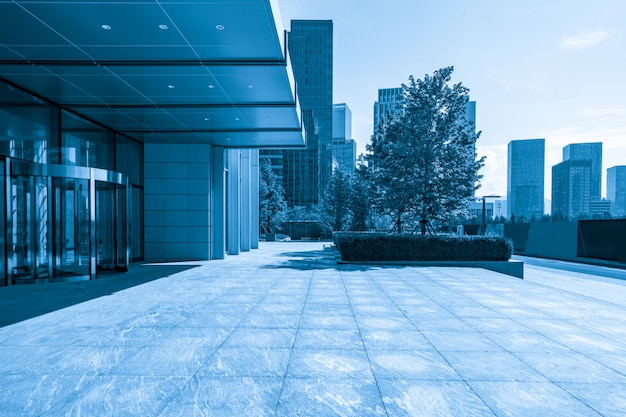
[278,0,626,199]
[559,29,618,51]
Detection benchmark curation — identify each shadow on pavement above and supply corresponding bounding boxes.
[0,264,199,328]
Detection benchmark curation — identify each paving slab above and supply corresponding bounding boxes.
[1,242,626,416]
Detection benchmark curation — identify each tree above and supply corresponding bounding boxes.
[349,156,373,231]
[367,67,485,232]
[259,159,287,235]
[322,170,353,232]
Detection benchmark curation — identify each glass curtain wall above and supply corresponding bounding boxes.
[0,80,143,285]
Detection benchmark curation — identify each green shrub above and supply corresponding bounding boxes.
[334,232,513,262]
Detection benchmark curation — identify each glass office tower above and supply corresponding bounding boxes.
[607,166,626,217]
[282,20,333,207]
[563,142,602,199]
[507,139,545,219]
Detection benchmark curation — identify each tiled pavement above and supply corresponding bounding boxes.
[1,242,626,416]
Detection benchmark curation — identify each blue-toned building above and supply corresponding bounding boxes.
[608,165,626,217]
[0,0,303,285]
[507,139,545,219]
[563,142,602,199]
[281,20,333,207]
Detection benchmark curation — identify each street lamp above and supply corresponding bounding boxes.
[481,195,501,235]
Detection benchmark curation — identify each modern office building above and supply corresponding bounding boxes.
[507,139,545,219]
[281,20,333,207]
[563,142,602,199]
[589,198,611,217]
[607,165,626,217]
[0,0,303,285]
[332,103,356,174]
[373,87,403,135]
[552,160,592,218]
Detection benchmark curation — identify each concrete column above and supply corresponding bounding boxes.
[211,147,226,260]
[251,149,260,249]
[226,149,240,255]
[240,149,251,252]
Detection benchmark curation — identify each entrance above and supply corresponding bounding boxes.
[1,158,129,285]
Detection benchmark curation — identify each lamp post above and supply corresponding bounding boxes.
[481,195,501,235]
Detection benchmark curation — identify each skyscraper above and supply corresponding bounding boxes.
[373,87,403,135]
[552,159,592,218]
[507,139,545,219]
[332,103,356,174]
[607,166,626,217]
[282,20,333,206]
[562,142,602,198]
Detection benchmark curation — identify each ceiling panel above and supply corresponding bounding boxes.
[0,0,303,148]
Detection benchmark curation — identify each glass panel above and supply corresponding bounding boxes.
[130,186,143,261]
[61,111,114,170]
[0,159,5,286]
[116,185,126,267]
[10,176,32,282]
[96,181,127,273]
[96,181,116,270]
[34,176,49,279]
[116,135,142,186]
[52,178,89,278]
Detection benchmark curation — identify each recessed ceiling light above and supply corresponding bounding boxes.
[226,138,231,141]
[208,84,215,89]
[159,24,168,30]
[167,85,175,89]
[235,117,240,121]
[101,24,112,30]
[247,84,254,89]
[265,116,271,121]
[204,117,210,121]
[216,25,225,31]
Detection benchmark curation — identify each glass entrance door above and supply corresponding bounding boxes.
[95,181,126,274]
[52,177,90,280]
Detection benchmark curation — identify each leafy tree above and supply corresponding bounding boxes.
[259,159,287,234]
[367,67,485,233]
[322,170,353,232]
[349,157,373,231]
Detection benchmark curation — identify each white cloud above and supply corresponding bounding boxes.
[559,29,617,51]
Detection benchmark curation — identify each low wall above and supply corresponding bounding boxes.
[503,219,626,264]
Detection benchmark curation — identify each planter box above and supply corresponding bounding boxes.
[334,252,523,279]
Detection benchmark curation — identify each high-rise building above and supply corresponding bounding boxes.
[332,103,356,174]
[282,20,333,206]
[562,142,602,198]
[373,87,403,135]
[607,166,626,217]
[552,160,592,218]
[333,103,352,142]
[507,139,545,219]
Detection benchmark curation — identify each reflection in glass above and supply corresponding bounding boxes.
[52,178,90,278]
[0,160,5,285]
[10,176,33,281]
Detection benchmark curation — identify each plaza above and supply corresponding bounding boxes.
[1,242,625,416]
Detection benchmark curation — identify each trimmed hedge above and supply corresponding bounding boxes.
[334,232,513,262]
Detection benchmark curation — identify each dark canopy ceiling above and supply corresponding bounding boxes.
[0,0,304,148]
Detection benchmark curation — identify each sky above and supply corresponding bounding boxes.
[277,0,626,203]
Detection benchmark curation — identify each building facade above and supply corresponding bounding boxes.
[332,103,356,174]
[282,20,333,207]
[563,142,602,199]
[507,139,545,219]
[373,87,403,135]
[0,1,303,285]
[607,165,626,217]
[552,159,592,218]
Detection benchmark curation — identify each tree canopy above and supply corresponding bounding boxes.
[367,67,485,232]
[258,159,287,234]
